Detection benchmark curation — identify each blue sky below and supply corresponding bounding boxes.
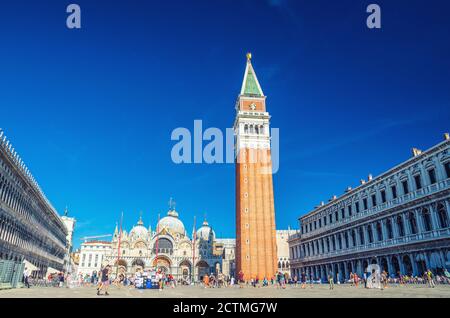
[1,0,449,249]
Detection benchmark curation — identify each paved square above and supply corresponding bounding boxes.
[1,284,450,298]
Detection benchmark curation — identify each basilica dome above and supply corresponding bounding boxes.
[196,219,215,241]
[157,209,186,237]
[129,216,149,240]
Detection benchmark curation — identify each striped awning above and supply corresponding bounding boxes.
[23,259,38,272]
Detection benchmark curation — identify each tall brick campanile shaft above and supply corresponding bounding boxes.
[234,53,277,281]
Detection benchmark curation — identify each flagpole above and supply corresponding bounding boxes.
[192,215,196,284]
[155,213,160,270]
[116,211,123,276]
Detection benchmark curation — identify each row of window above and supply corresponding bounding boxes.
[292,203,449,259]
[0,215,65,259]
[0,158,66,245]
[278,260,290,270]
[243,124,265,135]
[302,162,450,234]
[82,245,109,249]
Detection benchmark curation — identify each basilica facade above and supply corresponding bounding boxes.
[102,208,229,281]
[289,134,450,282]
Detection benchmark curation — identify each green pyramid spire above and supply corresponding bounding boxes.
[241,53,264,97]
[243,68,262,96]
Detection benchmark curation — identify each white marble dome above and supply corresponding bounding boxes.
[157,209,186,237]
[196,219,215,241]
[129,217,149,240]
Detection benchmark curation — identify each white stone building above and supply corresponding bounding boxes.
[276,229,296,274]
[61,210,76,274]
[77,241,112,277]
[289,134,450,282]
[0,129,67,287]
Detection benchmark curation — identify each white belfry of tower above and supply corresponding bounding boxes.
[234,54,271,153]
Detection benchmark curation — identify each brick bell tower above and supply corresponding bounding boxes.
[234,53,277,280]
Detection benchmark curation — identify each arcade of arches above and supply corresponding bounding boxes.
[294,249,450,283]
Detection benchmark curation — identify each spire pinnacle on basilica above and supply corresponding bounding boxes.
[202,212,209,226]
[137,211,144,225]
[168,197,176,211]
[113,221,119,238]
[240,52,264,97]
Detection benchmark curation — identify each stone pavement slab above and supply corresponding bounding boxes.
[1,284,450,298]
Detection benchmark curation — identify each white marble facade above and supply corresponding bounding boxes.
[104,209,225,281]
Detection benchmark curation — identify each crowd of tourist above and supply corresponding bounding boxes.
[22,265,450,294]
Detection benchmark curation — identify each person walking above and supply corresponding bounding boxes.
[23,267,31,288]
[328,272,334,290]
[381,270,387,290]
[98,265,111,296]
[426,269,435,288]
[157,269,164,291]
[301,272,306,289]
[203,273,210,288]
[238,270,244,288]
[363,271,368,288]
[58,272,64,288]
